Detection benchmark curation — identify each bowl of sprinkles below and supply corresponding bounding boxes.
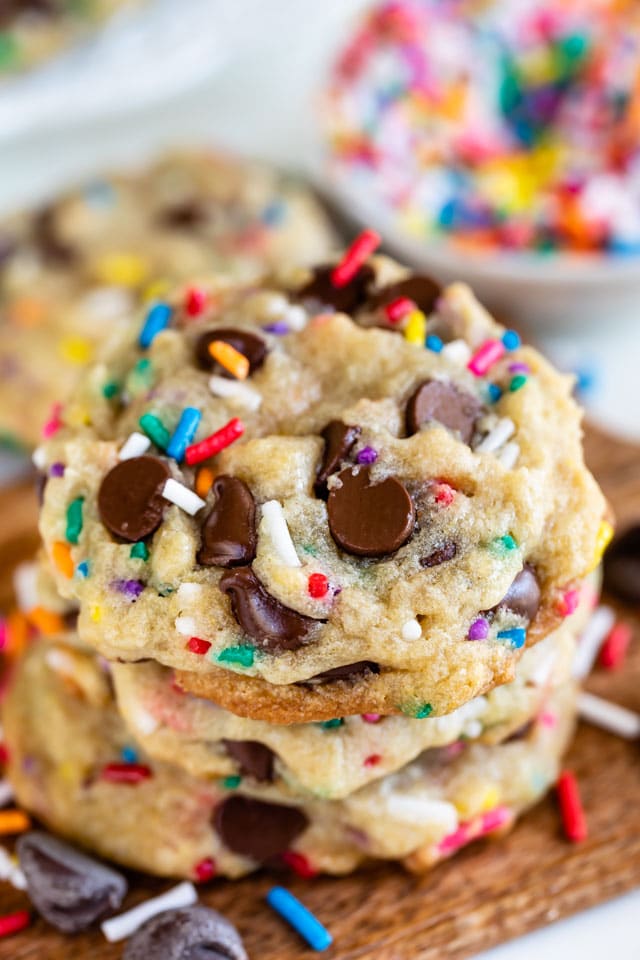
[323,0,640,329]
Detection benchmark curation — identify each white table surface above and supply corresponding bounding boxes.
[1,2,638,955]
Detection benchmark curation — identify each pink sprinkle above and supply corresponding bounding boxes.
[437,805,512,856]
[362,713,381,724]
[193,857,216,882]
[468,339,506,377]
[434,482,455,506]
[42,403,63,439]
[330,229,381,288]
[384,296,415,324]
[599,622,632,670]
[0,620,6,653]
[539,710,557,728]
[468,617,490,641]
[556,588,580,618]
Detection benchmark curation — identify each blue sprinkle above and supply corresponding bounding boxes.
[139,302,172,349]
[121,745,139,764]
[261,200,287,226]
[83,180,116,207]
[76,560,90,579]
[574,365,598,398]
[608,236,640,256]
[502,329,521,351]
[166,407,201,461]
[487,383,503,403]
[497,627,527,649]
[266,887,332,952]
[262,322,290,335]
[426,334,443,353]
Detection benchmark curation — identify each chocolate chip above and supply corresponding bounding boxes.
[219,566,320,652]
[123,905,248,960]
[494,565,541,621]
[406,380,481,444]
[365,274,441,316]
[17,831,127,933]
[158,200,207,230]
[327,466,415,557]
[314,420,361,498]
[214,796,308,862]
[303,661,380,684]
[297,263,375,313]
[222,740,275,782]
[420,541,457,567]
[603,524,640,604]
[198,476,256,567]
[98,455,170,542]
[32,205,76,265]
[504,720,535,743]
[195,328,267,377]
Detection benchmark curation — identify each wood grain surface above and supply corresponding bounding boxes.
[0,421,638,960]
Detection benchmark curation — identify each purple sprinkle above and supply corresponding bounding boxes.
[508,362,530,374]
[468,616,489,641]
[357,446,378,465]
[49,462,65,477]
[110,578,145,600]
[262,322,290,335]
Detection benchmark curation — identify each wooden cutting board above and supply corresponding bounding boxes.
[0,422,638,960]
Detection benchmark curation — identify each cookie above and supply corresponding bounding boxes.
[37,249,607,721]
[3,638,576,878]
[0,150,337,447]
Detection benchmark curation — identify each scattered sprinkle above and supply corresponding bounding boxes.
[185,418,245,466]
[101,882,197,942]
[404,309,427,345]
[0,910,30,939]
[578,691,640,740]
[0,848,26,890]
[139,412,170,450]
[49,461,65,478]
[320,718,344,729]
[502,330,521,351]
[0,810,30,835]
[591,520,614,571]
[175,616,197,636]
[76,560,90,579]
[129,542,149,561]
[118,432,151,461]
[308,573,329,599]
[162,479,206,516]
[426,334,443,352]
[556,770,587,842]
[27,606,64,636]
[509,374,528,392]
[401,618,422,641]
[42,403,63,439]
[486,383,503,403]
[266,886,332,952]
[217,646,255,668]
[497,627,526,648]
[121,746,139,764]
[281,851,318,879]
[260,500,301,567]
[99,763,152,785]
[475,417,515,454]
[208,340,250,380]
[65,497,84,544]
[434,482,455,506]
[437,806,512,857]
[441,339,471,365]
[468,617,490,641]
[362,713,381,723]
[364,754,382,767]
[102,381,120,399]
[209,375,262,411]
[166,407,202,462]
[599,622,632,670]
[222,775,242,789]
[330,229,380,288]
[187,636,212,655]
[111,579,144,600]
[193,858,216,883]
[468,339,505,377]
[139,302,172,349]
[572,606,615,679]
[184,287,207,317]
[52,541,74,579]
[492,534,517,553]
[498,442,520,469]
[385,296,415,324]
[195,466,215,498]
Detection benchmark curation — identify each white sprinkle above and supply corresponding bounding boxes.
[441,339,471,365]
[498,441,520,469]
[572,606,616,679]
[175,616,197,636]
[118,432,151,461]
[80,286,132,322]
[463,719,483,739]
[260,500,301,567]
[162,479,206,516]
[130,704,159,736]
[401,619,422,641]
[263,293,290,317]
[475,418,515,454]
[101,882,197,942]
[13,562,38,613]
[282,304,308,331]
[0,847,26,890]
[0,781,13,807]
[209,375,261,411]
[578,691,640,740]
[177,582,202,602]
[32,445,47,471]
[384,796,458,830]
[45,647,77,677]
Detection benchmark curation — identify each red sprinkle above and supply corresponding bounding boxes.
[187,636,212,655]
[185,418,245,466]
[100,762,152,785]
[599,622,632,670]
[330,229,381,288]
[556,770,587,842]
[194,857,216,882]
[281,850,318,879]
[308,573,329,599]
[434,482,456,506]
[0,911,29,938]
[384,296,415,324]
[184,287,208,318]
[468,339,506,377]
[364,754,382,767]
[0,744,9,766]
[556,587,580,618]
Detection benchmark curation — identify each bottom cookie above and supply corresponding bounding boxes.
[4,639,576,880]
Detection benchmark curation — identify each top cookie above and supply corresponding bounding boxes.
[38,239,607,722]
[0,150,336,446]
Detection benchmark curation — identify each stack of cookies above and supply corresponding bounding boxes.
[4,240,608,880]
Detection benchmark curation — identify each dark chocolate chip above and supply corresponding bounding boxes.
[494,565,541,621]
[603,524,640,604]
[198,476,256,567]
[222,740,275,782]
[123,905,248,960]
[406,380,481,444]
[327,466,415,557]
[314,420,361,498]
[504,720,535,743]
[17,831,127,933]
[98,455,170,542]
[214,796,308,862]
[195,328,267,377]
[297,263,375,313]
[364,274,442,316]
[158,201,208,230]
[420,541,457,567]
[303,661,380,684]
[219,566,320,652]
[32,205,77,265]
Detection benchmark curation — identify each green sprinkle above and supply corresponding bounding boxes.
[217,645,255,668]
[301,544,318,557]
[139,412,170,450]
[157,584,174,597]
[222,775,242,789]
[400,702,433,719]
[0,34,18,69]
[102,381,120,399]
[65,497,84,544]
[320,718,344,730]
[127,358,155,396]
[491,534,517,553]
[130,542,149,561]
[509,374,528,392]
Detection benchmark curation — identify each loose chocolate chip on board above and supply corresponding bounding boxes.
[297,263,375,313]
[603,524,640,604]
[223,740,275,782]
[98,455,170,542]
[195,328,267,376]
[314,420,361,498]
[123,905,248,960]
[494,565,541,621]
[327,466,416,557]
[420,541,457,568]
[406,380,482,444]
[303,660,381,684]
[364,274,442,316]
[214,796,308,862]
[198,476,257,567]
[219,566,321,652]
[17,832,127,933]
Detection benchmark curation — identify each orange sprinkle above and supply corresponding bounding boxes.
[196,466,215,499]
[52,541,74,579]
[0,810,31,835]
[5,611,29,658]
[8,297,47,328]
[208,341,249,380]
[27,606,65,637]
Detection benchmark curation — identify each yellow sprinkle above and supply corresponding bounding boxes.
[404,309,427,346]
[143,278,171,302]
[479,785,500,812]
[65,403,91,427]
[196,466,215,499]
[208,340,250,380]
[59,336,93,365]
[90,606,102,623]
[0,810,31,835]
[590,520,614,571]
[52,541,74,579]
[27,606,65,637]
[58,761,78,784]
[93,253,148,288]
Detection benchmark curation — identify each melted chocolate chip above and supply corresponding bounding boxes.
[158,200,207,229]
[327,467,415,558]
[603,524,640,604]
[17,832,127,933]
[222,740,275,782]
[98,455,170,542]
[214,796,308,862]
[297,263,375,313]
[494,565,541,621]
[198,476,256,567]
[195,328,267,377]
[32,205,76,265]
[303,661,380,684]
[365,274,442,316]
[314,420,361,498]
[219,567,320,652]
[406,380,481,444]
[420,541,457,567]
[123,906,248,960]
